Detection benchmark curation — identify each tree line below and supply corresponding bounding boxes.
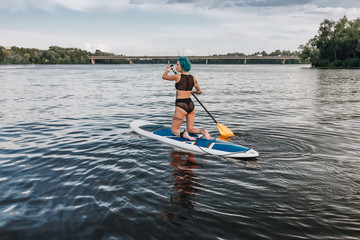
[208,50,301,64]
[299,16,360,68]
[1,45,301,65]
[0,46,123,64]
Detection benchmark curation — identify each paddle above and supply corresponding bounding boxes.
[170,65,235,138]
[191,93,235,138]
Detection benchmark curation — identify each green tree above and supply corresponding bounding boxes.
[271,49,282,56]
[342,18,360,59]
[317,19,337,62]
[300,16,360,68]
[0,46,6,64]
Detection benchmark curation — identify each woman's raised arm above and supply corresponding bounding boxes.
[162,66,180,81]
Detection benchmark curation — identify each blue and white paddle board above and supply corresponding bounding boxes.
[130,120,259,159]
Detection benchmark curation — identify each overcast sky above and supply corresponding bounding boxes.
[1,0,359,56]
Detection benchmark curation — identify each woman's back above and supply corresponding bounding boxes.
[176,74,194,99]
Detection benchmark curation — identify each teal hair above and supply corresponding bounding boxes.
[178,57,191,72]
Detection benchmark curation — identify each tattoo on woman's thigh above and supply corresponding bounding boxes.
[173,116,182,121]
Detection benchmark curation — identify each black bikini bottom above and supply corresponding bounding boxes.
[175,98,195,114]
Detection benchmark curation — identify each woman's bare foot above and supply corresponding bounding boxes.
[202,129,211,140]
[183,131,197,141]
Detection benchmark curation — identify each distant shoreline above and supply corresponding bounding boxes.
[1,46,305,65]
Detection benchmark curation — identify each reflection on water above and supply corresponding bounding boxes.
[315,70,360,124]
[224,156,259,167]
[170,151,199,209]
[163,151,200,225]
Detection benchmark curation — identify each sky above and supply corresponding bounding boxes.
[1,0,360,56]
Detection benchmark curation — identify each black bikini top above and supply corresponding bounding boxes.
[175,74,194,91]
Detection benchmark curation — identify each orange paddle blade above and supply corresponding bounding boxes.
[217,123,235,138]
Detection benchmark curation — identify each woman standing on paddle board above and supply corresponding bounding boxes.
[162,57,211,140]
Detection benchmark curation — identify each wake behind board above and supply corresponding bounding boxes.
[130,120,259,159]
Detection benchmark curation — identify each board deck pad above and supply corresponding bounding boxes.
[152,128,249,152]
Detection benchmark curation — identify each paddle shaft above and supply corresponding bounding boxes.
[191,93,218,124]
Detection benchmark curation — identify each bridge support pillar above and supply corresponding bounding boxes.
[168,59,170,64]
[90,58,95,64]
[206,59,208,64]
[244,59,247,64]
[282,59,286,64]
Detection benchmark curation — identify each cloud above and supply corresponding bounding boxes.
[239,0,314,7]
[0,0,57,12]
[0,0,131,12]
[165,0,359,9]
[1,0,360,56]
[1,0,359,13]
[306,6,360,19]
[314,0,360,9]
[84,43,112,53]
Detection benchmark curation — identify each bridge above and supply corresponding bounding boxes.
[88,55,300,64]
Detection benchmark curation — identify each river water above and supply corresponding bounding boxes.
[0,64,359,239]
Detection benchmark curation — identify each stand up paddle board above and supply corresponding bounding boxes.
[130,120,259,159]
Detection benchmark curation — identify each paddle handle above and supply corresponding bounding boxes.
[191,93,218,124]
[170,65,177,74]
